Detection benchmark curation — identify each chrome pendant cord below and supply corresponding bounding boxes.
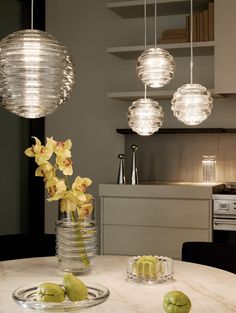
[190,0,193,84]
[144,0,147,99]
[31,0,34,29]
[154,0,157,48]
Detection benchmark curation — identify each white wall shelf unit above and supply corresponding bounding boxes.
[116,128,236,134]
[107,42,214,59]
[107,0,219,105]
[107,0,209,18]
[107,89,223,101]
[107,0,236,143]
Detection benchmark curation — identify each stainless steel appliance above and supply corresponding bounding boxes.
[213,183,236,245]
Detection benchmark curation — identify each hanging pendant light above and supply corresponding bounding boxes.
[0,0,75,118]
[127,88,164,136]
[172,83,213,125]
[128,0,164,136]
[137,48,175,88]
[136,0,175,88]
[171,0,213,125]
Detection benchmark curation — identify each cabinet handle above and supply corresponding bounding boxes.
[214,220,236,225]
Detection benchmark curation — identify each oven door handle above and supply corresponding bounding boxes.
[214,220,236,225]
[214,219,236,231]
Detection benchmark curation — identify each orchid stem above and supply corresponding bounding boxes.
[70,211,90,268]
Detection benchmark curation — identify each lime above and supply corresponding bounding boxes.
[163,290,191,313]
[36,282,65,302]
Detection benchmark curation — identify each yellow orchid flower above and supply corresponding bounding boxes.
[46,177,67,202]
[60,197,77,213]
[24,137,40,156]
[84,193,93,201]
[35,162,55,180]
[24,136,94,269]
[74,191,87,202]
[76,193,93,204]
[56,156,73,176]
[72,176,92,193]
[24,137,93,209]
[62,191,78,204]
[24,136,54,165]
[54,139,72,158]
[77,201,93,218]
[46,137,57,151]
[71,176,92,202]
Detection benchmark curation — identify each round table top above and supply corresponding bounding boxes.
[1,255,236,313]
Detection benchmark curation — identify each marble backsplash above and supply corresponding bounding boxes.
[124,132,236,184]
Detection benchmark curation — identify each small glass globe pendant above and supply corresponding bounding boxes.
[127,98,164,136]
[171,83,213,125]
[0,29,75,118]
[136,48,175,88]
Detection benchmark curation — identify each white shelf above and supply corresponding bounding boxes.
[108,41,214,59]
[107,89,224,101]
[107,0,209,18]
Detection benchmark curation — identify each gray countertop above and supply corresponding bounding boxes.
[99,182,224,199]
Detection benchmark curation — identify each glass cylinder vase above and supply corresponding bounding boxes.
[202,155,216,183]
[55,198,97,274]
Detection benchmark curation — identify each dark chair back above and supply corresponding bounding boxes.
[182,241,236,274]
[0,234,56,261]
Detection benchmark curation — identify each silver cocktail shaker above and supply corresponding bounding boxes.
[130,144,138,185]
[117,154,126,184]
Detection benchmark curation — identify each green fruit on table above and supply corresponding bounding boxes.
[36,282,65,302]
[163,291,191,313]
[63,273,88,301]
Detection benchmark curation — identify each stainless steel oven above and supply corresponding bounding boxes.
[213,190,236,246]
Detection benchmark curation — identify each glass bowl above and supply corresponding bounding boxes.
[12,281,110,311]
[127,255,174,284]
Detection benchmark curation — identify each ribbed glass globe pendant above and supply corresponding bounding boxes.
[127,97,164,136]
[171,83,213,125]
[137,47,175,88]
[171,0,213,125]
[0,29,75,118]
[136,0,175,88]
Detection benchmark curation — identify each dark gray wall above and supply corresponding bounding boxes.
[0,0,22,235]
[45,0,126,234]
[45,0,236,233]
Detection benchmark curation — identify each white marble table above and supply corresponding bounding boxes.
[0,255,236,313]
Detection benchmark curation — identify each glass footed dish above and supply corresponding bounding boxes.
[12,281,110,311]
[127,255,174,284]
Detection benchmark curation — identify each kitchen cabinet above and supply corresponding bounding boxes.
[99,183,223,259]
[107,0,236,101]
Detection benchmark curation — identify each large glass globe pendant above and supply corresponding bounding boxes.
[171,83,213,125]
[171,0,213,126]
[137,48,175,88]
[0,29,75,118]
[127,97,164,136]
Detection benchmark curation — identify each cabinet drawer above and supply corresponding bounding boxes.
[103,225,210,259]
[103,197,210,228]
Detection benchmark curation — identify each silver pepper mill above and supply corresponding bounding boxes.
[117,154,126,184]
[130,144,138,185]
